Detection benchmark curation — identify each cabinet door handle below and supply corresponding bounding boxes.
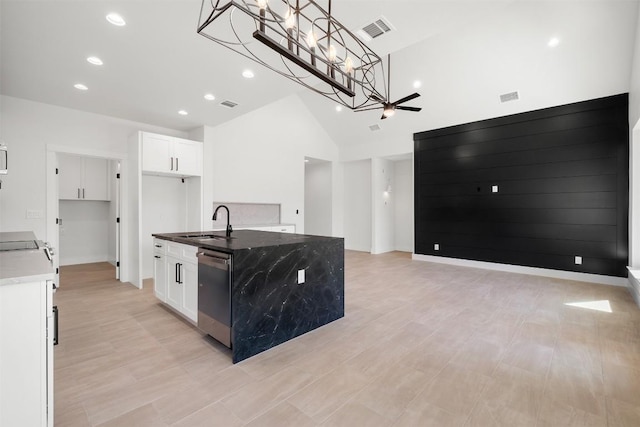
[82,188,85,199]
[178,263,182,284]
[170,157,174,171]
[154,255,161,259]
[175,263,179,283]
[154,244,162,248]
[77,188,80,199]
[176,157,179,171]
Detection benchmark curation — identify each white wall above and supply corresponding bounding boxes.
[304,160,332,236]
[340,2,638,163]
[371,158,395,254]
[629,4,640,269]
[0,96,186,284]
[343,160,372,252]
[140,175,188,279]
[59,201,110,265]
[394,159,414,253]
[202,95,339,234]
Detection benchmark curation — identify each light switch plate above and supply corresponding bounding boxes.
[492,185,499,193]
[434,243,440,251]
[297,269,305,284]
[26,209,42,219]
[575,256,582,265]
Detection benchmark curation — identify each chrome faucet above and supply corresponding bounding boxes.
[212,205,233,237]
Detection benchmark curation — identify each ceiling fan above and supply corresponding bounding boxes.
[367,55,422,120]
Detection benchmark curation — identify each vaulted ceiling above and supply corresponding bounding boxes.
[1,1,639,150]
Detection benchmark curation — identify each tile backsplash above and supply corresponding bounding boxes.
[212,202,280,228]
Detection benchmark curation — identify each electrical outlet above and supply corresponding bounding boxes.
[434,243,440,251]
[492,185,499,193]
[575,256,582,265]
[297,269,305,284]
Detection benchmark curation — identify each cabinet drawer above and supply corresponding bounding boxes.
[166,241,197,263]
[153,238,166,254]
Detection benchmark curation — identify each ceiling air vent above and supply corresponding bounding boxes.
[357,16,394,41]
[369,124,381,132]
[219,100,238,109]
[499,91,519,103]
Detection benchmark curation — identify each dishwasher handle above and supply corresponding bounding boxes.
[197,251,230,270]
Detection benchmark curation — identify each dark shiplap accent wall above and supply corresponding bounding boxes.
[414,94,629,277]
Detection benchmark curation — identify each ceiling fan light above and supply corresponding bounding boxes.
[383,106,395,117]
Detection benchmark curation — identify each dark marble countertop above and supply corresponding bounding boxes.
[153,230,341,253]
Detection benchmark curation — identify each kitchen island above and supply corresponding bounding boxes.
[153,230,344,363]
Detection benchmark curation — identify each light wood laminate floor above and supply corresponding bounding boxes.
[55,252,640,426]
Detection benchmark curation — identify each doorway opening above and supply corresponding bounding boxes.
[304,157,332,236]
[46,147,126,287]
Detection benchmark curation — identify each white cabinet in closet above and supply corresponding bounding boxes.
[58,154,109,201]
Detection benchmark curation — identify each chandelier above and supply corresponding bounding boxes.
[197,0,395,114]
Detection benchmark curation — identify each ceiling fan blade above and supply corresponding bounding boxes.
[393,92,421,106]
[354,106,384,112]
[396,106,422,112]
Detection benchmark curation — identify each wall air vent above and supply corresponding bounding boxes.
[357,16,395,41]
[219,100,238,108]
[500,91,520,103]
[369,124,381,132]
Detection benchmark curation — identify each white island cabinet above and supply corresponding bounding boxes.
[0,232,55,427]
[153,238,198,323]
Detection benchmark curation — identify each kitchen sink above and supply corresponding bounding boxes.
[178,234,234,241]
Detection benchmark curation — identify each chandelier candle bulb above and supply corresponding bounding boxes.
[328,44,337,78]
[285,8,296,50]
[256,0,268,31]
[307,31,317,66]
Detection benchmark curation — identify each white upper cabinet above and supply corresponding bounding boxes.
[141,132,202,177]
[58,154,109,201]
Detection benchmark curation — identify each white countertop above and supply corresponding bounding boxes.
[0,231,55,286]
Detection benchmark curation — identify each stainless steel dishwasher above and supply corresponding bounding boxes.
[196,248,232,348]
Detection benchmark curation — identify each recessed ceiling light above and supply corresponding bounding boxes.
[204,93,216,101]
[335,105,343,112]
[242,69,254,79]
[74,83,88,91]
[87,56,103,66]
[548,37,560,47]
[413,80,422,89]
[106,13,126,26]
[178,110,188,116]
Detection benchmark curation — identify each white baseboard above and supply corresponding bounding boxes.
[628,268,640,307]
[59,255,109,266]
[412,254,628,287]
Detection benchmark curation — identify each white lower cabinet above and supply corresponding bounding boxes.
[154,239,198,323]
[153,239,167,301]
[0,279,54,427]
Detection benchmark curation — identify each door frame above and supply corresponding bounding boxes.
[46,145,128,285]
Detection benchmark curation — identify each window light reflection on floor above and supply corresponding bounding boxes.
[564,300,612,313]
